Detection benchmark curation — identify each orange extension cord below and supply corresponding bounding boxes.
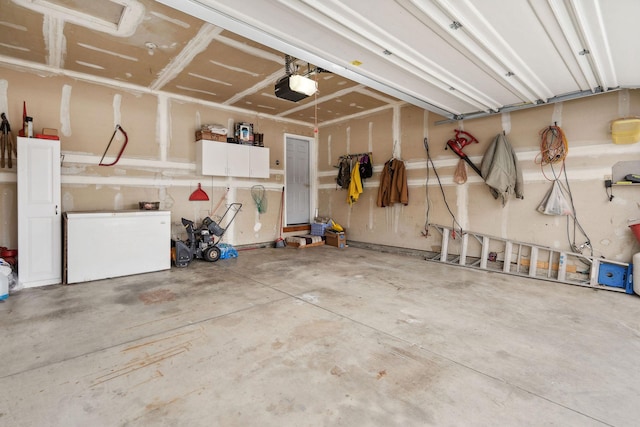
[536,124,569,180]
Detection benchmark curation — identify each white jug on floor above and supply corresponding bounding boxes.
[0,263,10,300]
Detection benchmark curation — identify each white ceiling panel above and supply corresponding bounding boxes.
[600,1,640,87]
[156,0,640,120]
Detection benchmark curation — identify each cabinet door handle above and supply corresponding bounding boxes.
[55,205,58,215]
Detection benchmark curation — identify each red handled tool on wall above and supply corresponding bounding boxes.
[99,124,128,166]
[445,129,482,177]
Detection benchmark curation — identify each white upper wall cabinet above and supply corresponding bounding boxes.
[197,140,227,176]
[249,146,270,178]
[196,140,269,178]
[226,144,252,177]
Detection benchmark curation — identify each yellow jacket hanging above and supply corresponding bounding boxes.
[348,161,363,205]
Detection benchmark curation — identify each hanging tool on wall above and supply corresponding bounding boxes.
[0,113,16,169]
[99,124,128,166]
[535,124,592,256]
[189,183,209,201]
[445,129,482,176]
[423,137,463,240]
[251,185,267,214]
[274,186,286,248]
[209,187,229,216]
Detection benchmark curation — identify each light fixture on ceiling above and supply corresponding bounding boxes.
[275,55,318,102]
[145,41,157,55]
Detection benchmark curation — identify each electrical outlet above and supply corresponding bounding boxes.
[605,179,612,188]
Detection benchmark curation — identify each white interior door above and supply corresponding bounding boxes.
[285,135,310,225]
[17,137,61,288]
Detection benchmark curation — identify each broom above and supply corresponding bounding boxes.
[274,186,286,248]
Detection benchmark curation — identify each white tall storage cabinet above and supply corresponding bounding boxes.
[17,137,62,288]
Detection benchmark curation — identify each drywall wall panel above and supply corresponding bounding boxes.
[0,69,157,158]
[399,105,426,160]
[65,80,158,158]
[319,90,640,262]
[259,120,314,176]
[318,109,393,174]
[561,92,619,144]
[0,67,63,139]
[343,118,373,156]
[231,187,282,246]
[169,100,231,162]
[0,63,311,254]
[2,61,639,261]
[60,185,161,213]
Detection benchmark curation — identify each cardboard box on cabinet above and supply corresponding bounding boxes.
[195,130,227,142]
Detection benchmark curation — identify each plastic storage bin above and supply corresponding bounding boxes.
[311,223,330,236]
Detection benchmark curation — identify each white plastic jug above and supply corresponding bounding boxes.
[0,264,10,300]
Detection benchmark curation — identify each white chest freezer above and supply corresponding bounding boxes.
[64,210,171,284]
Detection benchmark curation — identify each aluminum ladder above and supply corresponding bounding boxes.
[427,224,634,294]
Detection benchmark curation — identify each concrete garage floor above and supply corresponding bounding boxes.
[1,246,639,426]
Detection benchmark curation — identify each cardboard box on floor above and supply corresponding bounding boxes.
[325,230,346,248]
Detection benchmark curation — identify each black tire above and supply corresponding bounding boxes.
[203,246,221,262]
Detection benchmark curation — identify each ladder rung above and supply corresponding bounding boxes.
[590,258,600,287]
[459,233,468,266]
[480,236,490,269]
[558,252,567,282]
[503,241,513,273]
[440,227,449,263]
[529,246,538,278]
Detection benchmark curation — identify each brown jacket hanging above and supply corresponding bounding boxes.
[377,158,408,207]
